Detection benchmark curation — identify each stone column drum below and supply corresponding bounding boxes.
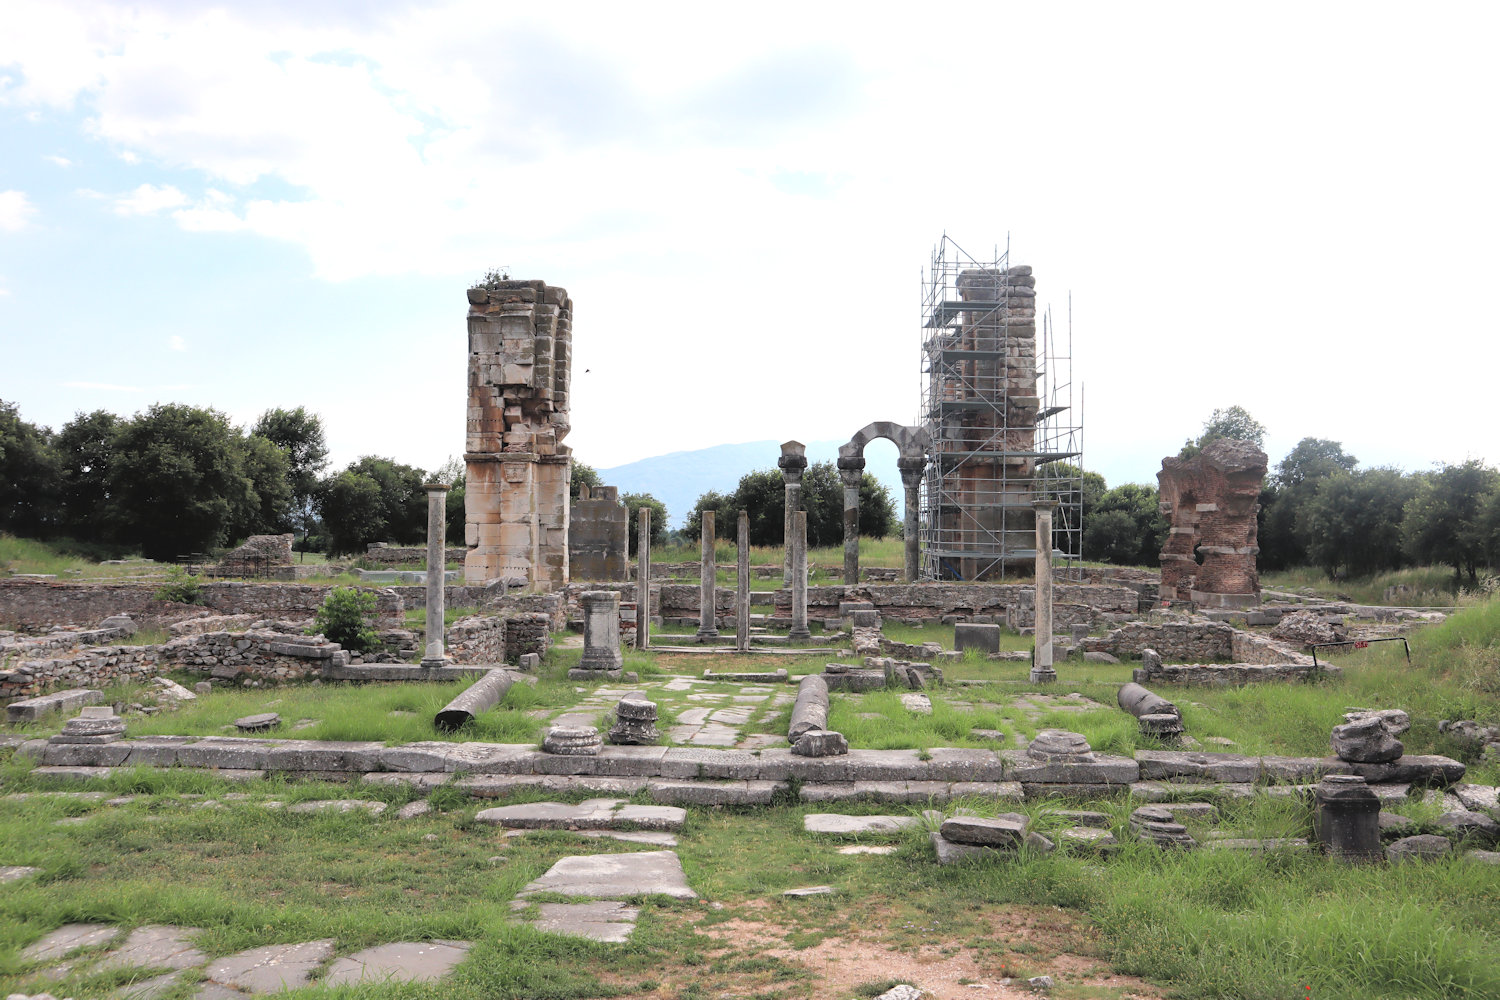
[697,510,719,639]
[577,590,624,675]
[422,483,451,668]
[779,441,807,585]
[789,509,811,642]
[636,507,651,650]
[736,509,751,652]
[1030,499,1058,684]
[898,456,925,583]
[839,457,864,585]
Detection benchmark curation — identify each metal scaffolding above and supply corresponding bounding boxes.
[918,235,1083,580]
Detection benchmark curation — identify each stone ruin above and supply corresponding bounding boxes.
[1156,438,1268,608]
[212,534,293,577]
[568,484,628,582]
[463,280,573,591]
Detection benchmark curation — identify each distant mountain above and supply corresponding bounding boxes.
[597,440,903,528]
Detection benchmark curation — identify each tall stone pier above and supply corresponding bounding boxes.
[839,458,864,585]
[1157,438,1268,608]
[463,280,573,591]
[789,509,811,642]
[898,456,925,582]
[421,483,451,668]
[1030,499,1057,684]
[779,441,807,585]
[697,510,719,639]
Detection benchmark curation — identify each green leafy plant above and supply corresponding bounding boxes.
[153,566,204,605]
[312,586,379,652]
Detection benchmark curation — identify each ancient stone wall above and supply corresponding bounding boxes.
[463,280,573,591]
[1082,621,1310,666]
[211,534,293,577]
[0,581,403,631]
[1157,439,1268,608]
[361,545,465,566]
[568,484,628,581]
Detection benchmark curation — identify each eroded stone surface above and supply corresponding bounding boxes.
[525,902,638,944]
[201,938,335,994]
[286,799,386,816]
[22,923,122,962]
[517,850,697,900]
[0,865,43,883]
[95,925,207,973]
[803,814,921,836]
[323,940,472,986]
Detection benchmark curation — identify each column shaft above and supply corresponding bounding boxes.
[697,510,719,638]
[1030,500,1057,683]
[789,510,811,641]
[422,484,450,667]
[842,481,860,585]
[736,510,751,651]
[636,507,651,650]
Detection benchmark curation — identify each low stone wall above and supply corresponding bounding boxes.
[361,545,465,566]
[1231,630,1311,665]
[446,616,506,664]
[1083,621,1309,666]
[0,581,404,631]
[1147,662,1336,685]
[2,623,136,659]
[794,584,1139,625]
[386,588,565,631]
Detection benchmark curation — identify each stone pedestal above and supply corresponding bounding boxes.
[1313,774,1382,862]
[696,510,719,639]
[577,590,623,675]
[736,509,751,652]
[789,510,811,642]
[50,706,125,744]
[1030,499,1058,684]
[779,441,807,586]
[636,507,651,650]
[422,483,452,668]
[838,459,864,585]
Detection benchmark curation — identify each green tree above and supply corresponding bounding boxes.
[54,409,121,544]
[623,492,668,553]
[684,490,733,542]
[1403,461,1499,584]
[1300,468,1416,578]
[1085,482,1166,565]
[1259,437,1359,571]
[1082,509,1141,565]
[1180,405,1266,458]
[252,407,328,534]
[109,403,258,560]
[1275,437,1358,489]
[317,470,385,556]
[234,433,293,538]
[312,587,380,652]
[0,399,62,539]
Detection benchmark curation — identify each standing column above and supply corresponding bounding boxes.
[1030,499,1058,683]
[778,441,807,586]
[696,510,719,639]
[421,483,451,668]
[898,456,926,583]
[736,509,751,651]
[838,458,864,586]
[789,509,812,642]
[636,506,651,650]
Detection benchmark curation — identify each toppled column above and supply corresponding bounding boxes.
[422,483,451,668]
[463,280,573,591]
[1156,438,1267,608]
[696,510,719,639]
[434,668,514,731]
[838,458,863,585]
[636,507,652,650]
[736,509,751,652]
[778,441,807,585]
[574,590,623,678]
[1030,499,1057,684]
[788,674,830,740]
[789,509,811,642]
[1312,774,1382,861]
[1117,682,1183,739]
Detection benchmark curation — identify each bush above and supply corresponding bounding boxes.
[153,567,204,605]
[313,587,380,652]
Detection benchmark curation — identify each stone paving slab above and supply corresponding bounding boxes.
[517,850,697,900]
[22,923,121,962]
[200,938,335,994]
[113,969,185,999]
[323,940,471,986]
[475,799,686,831]
[524,900,640,943]
[286,799,386,816]
[803,814,922,836]
[578,830,679,847]
[95,925,207,973]
[1,865,44,883]
[646,778,782,806]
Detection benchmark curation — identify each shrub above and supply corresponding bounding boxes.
[154,566,204,605]
[313,587,380,652]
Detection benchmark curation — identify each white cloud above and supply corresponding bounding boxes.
[113,182,187,215]
[168,335,186,351]
[0,190,37,231]
[44,154,72,167]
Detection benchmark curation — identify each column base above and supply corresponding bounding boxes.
[788,627,812,642]
[421,656,453,670]
[695,627,720,639]
[1029,666,1058,684]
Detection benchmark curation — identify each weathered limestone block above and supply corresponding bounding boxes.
[608,697,660,746]
[570,484,628,582]
[1331,716,1403,763]
[1342,708,1411,736]
[791,730,849,757]
[543,725,602,756]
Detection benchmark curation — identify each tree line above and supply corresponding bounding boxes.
[0,399,668,560]
[683,463,897,547]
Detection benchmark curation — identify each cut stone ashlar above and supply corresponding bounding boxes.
[542,726,603,756]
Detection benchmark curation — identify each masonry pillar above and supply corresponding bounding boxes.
[778,441,807,586]
[421,483,451,668]
[736,509,751,652]
[576,590,623,675]
[636,506,651,650]
[838,457,864,585]
[898,455,926,583]
[789,509,811,642]
[1030,499,1058,684]
[697,510,719,639]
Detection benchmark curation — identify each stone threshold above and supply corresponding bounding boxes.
[13,739,1465,790]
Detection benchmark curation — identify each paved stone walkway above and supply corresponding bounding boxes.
[512,850,697,943]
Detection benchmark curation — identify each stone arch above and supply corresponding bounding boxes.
[835,422,930,584]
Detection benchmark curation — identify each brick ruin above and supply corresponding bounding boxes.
[463,280,573,590]
[1157,438,1268,608]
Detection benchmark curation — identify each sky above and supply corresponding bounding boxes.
[3,0,1499,498]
